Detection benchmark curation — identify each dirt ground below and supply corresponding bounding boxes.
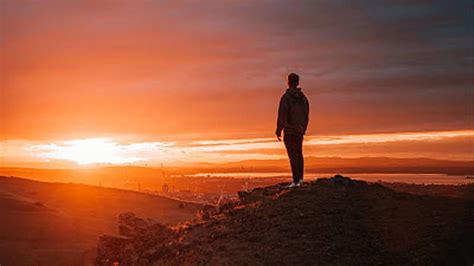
[97,175,474,265]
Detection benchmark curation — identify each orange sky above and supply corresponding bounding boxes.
[1,1,473,167]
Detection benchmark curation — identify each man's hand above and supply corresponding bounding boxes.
[276,130,282,141]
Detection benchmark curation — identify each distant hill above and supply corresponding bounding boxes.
[0,176,202,265]
[1,157,473,188]
[198,156,474,175]
[0,166,167,188]
[97,175,474,265]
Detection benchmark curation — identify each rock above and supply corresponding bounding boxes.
[197,204,217,221]
[96,235,134,265]
[118,212,149,237]
[315,175,367,186]
[97,212,176,265]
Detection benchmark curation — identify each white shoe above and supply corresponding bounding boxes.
[297,179,304,186]
[287,182,298,188]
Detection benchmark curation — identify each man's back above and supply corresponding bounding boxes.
[277,87,309,136]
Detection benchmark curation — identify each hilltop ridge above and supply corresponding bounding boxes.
[97,175,474,265]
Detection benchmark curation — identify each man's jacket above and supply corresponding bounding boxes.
[276,87,309,136]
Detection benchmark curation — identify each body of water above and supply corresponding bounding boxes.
[187,172,474,185]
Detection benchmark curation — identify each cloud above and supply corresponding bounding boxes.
[1,0,472,140]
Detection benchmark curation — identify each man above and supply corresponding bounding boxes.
[276,73,310,188]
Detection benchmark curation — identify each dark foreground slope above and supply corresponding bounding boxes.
[0,176,202,265]
[97,175,474,265]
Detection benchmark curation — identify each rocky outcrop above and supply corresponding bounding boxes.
[96,175,474,265]
[96,212,175,265]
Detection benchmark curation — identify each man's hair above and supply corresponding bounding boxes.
[287,73,299,87]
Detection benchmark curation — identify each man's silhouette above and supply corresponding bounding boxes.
[276,73,309,188]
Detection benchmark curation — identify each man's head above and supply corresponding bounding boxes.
[287,73,299,87]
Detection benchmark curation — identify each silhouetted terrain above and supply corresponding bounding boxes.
[97,175,474,265]
[1,157,473,188]
[204,157,474,175]
[0,176,202,265]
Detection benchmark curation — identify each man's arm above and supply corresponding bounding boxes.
[276,94,288,141]
[304,96,310,133]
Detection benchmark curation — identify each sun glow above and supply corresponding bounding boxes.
[1,129,472,168]
[30,138,155,165]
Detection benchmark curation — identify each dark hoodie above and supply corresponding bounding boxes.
[276,87,309,136]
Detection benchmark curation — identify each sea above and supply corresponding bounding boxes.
[187,172,474,185]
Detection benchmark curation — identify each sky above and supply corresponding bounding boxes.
[1,0,473,167]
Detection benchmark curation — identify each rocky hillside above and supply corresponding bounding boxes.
[0,176,202,265]
[97,175,474,265]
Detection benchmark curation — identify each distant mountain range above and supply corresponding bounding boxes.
[1,158,473,188]
[194,156,474,175]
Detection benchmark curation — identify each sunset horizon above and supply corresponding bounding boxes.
[2,1,473,170]
[1,1,473,265]
[1,129,473,169]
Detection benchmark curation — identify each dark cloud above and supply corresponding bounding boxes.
[1,0,472,139]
